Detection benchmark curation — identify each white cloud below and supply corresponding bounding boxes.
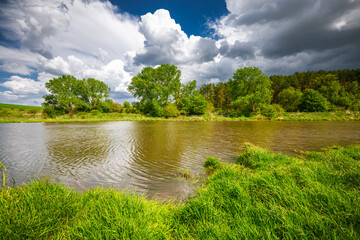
[1,76,46,95]
[1,0,360,106]
[134,9,219,66]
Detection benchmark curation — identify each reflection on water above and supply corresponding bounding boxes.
[0,121,360,199]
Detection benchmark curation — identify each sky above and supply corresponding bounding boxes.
[0,0,360,106]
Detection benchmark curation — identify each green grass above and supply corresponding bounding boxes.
[0,103,43,110]
[1,103,359,122]
[1,144,359,239]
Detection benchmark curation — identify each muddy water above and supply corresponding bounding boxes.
[1,121,359,199]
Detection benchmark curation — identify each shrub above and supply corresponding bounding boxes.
[261,105,277,119]
[96,101,111,113]
[298,89,328,112]
[271,104,284,113]
[163,104,180,118]
[42,106,65,118]
[110,102,122,113]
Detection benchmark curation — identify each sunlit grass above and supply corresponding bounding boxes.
[1,144,359,238]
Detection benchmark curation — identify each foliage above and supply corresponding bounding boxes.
[261,105,278,119]
[78,78,110,109]
[128,64,181,116]
[278,87,303,112]
[110,102,122,113]
[43,75,110,114]
[229,67,273,114]
[178,80,208,115]
[163,104,180,118]
[298,89,328,112]
[42,106,66,118]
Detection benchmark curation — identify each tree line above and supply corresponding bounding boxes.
[200,68,360,116]
[42,66,360,118]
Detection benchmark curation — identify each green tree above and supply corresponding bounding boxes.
[178,80,208,115]
[229,67,272,114]
[128,64,181,116]
[78,78,110,109]
[298,89,328,112]
[43,75,82,113]
[278,87,303,112]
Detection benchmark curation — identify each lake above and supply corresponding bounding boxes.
[1,121,359,199]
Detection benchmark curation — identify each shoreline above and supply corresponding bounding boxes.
[1,111,360,123]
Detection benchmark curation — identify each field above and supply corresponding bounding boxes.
[1,144,359,239]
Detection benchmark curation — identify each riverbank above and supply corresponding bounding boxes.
[1,109,360,123]
[1,144,359,239]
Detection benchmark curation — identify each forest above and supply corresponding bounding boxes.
[41,65,360,118]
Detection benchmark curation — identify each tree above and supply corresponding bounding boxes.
[43,75,82,113]
[278,87,303,112]
[78,78,110,109]
[298,89,328,112]
[229,67,272,114]
[178,80,208,115]
[128,64,181,116]
[43,75,111,114]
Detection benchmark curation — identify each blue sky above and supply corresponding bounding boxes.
[112,0,228,37]
[0,0,359,106]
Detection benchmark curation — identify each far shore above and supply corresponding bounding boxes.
[1,111,360,123]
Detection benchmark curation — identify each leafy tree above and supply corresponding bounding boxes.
[200,83,215,103]
[229,67,272,114]
[298,89,328,112]
[315,74,350,109]
[128,64,181,116]
[43,75,84,113]
[178,80,208,115]
[78,78,110,109]
[278,87,303,112]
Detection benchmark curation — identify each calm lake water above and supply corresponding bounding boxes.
[1,121,360,199]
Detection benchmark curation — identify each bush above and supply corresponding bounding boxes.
[42,106,65,118]
[110,102,122,113]
[261,105,277,118]
[298,89,328,112]
[271,104,284,113]
[96,101,111,113]
[163,104,180,118]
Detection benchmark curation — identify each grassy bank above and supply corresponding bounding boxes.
[1,109,360,123]
[1,145,359,239]
[1,102,360,122]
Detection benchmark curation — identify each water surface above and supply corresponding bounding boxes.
[1,121,359,199]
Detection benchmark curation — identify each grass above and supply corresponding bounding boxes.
[1,144,359,239]
[1,102,360,122]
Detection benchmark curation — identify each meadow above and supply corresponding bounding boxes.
[1,144,359,239]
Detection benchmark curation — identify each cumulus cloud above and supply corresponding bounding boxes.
[134,9,219,66]
[1,0,360,105]
[0,0,145,104]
